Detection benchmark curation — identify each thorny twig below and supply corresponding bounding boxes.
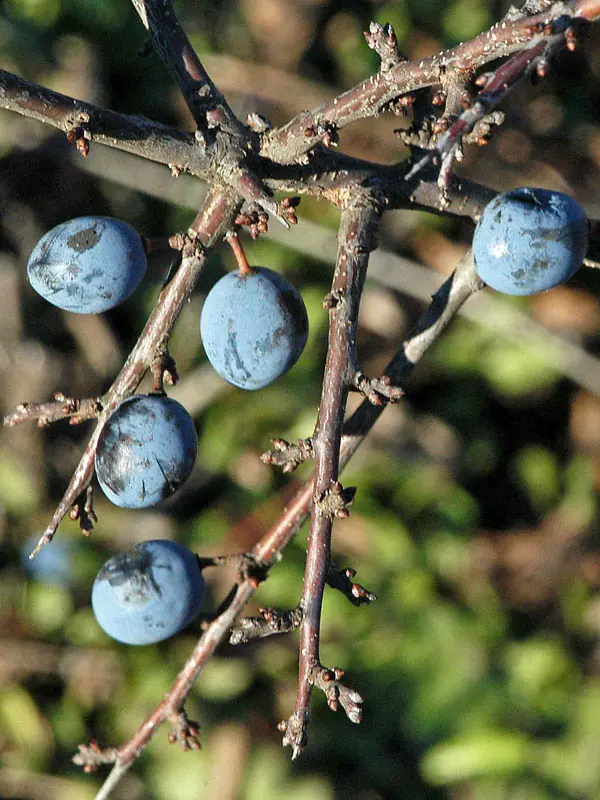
[279,206,380,757]
[75,249,483,797]
[260,0,600,163]
[130,0,288,225]
[404,16,587,186]
[4,394,103,427]
[2,0,599,796]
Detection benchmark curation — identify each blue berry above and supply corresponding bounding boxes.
[27,216,147,313]
[95,395,197,509]
[21,535,74,585]
[200,267,308,390]
[472,188,588,296]
[91,539,204,645]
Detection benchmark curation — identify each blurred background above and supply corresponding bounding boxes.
[2,0,600,798]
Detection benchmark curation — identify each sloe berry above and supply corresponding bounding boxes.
[95,395,197,509]
[91,539,204,645]
[27,216,147,313]
[472,188,588,296]
[200,267,308,390]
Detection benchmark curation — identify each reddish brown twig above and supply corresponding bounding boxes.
[280,205,380,757]
[74,247,482,797]
[261,0,600,164]
[3,1,598,797]
[130,0,287,225]
[405,18,581,184]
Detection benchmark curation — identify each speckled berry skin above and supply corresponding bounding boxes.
[95,395,198,509]
[27,216,147,313]
[472,188,588,296]
[200,267,309,390]
[91,540,204,645]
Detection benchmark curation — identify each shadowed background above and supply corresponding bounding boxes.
[2,1,600,798]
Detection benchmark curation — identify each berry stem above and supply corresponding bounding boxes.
[226,231,253,276]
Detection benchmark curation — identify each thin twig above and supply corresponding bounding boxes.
[0,69,211,178]
[4,395,103,427]
[405,27,571,181]
[281,205,380,757]
[261,0,600,164]
[0,70,495,217]
[78,248,482,798]
[130,0,287,224]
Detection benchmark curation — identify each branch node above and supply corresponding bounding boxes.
[261,437,314,472]
[326,564,377,606]
[4,394,103,427]
[303,121,338,148]
[72,739,118,772]
[66,125,91,157]
[314,481,356,519]
[462,111,505,146]
[350,371,404,405]
[364,22,404,71]
[69,485,97,536]
[246,112,272,133]
[229,605,304,644]
[234,207,270,239]
[210,552,270,586]
[151,348,179,392]
[168,229,206,261]
[279,712,309,759]
[167,709,201,751]
[310,664,363,724]
[323,289,344,310]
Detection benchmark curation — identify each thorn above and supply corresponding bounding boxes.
[535,59,550,78]
[565,27,577,51]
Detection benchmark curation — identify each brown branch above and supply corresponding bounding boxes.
[405,19,578,183]
[76,477,314,787]
[0,69,210,178]
[0,68,496,219]
[130,0,286,224]
[0,0,597,220]
[76,248,482,797]
[130,0,242,131]
[4,394,103,427]
[280,205,380,758]
[261,0,599,164]
[8,2,598,794]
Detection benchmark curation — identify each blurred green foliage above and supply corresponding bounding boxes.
[1,1,600,799]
